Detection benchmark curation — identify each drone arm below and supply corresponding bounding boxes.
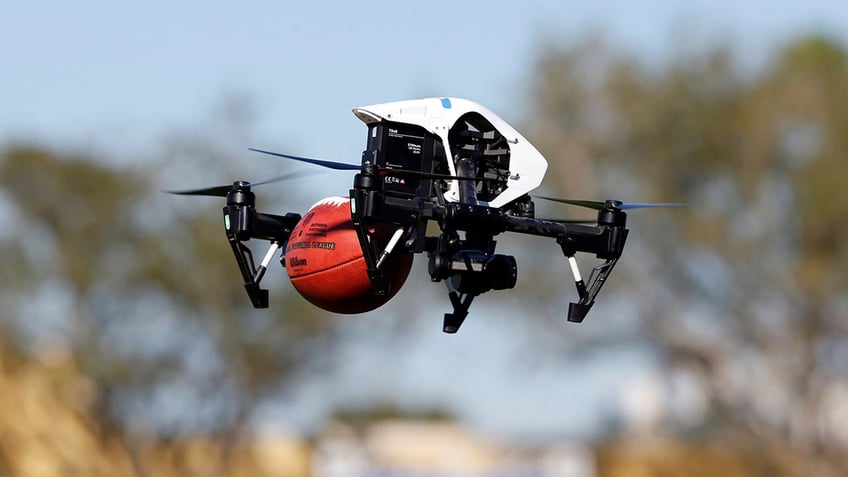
[500,214,629,323]
[501,216,627,259]
[223,203,302,308]
[246,211,302,242]
[564,257,620,322]
[349,168,392,295]
[226,237,269,308]
[554,223,628,323]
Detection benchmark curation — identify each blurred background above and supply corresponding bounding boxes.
[2,1,848,476]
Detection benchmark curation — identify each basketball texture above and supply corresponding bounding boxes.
[285,196,413,314]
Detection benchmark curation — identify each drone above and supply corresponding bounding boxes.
[170,97,683,333]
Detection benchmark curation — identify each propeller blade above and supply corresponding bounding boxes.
[251,147,496,182]
[535,196,688,211]
[249,148,360,170]
[535,197,607,210]
[166,184,233,197]
[246,169,323,186]
[615,202,689,210]
[166,170,318,197]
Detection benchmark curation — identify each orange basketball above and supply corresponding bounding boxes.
[285,196,413,314]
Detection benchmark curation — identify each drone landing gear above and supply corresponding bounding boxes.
[444,289,474,334]
[227,237,272,308]
[558,236,624,323]
[221,185,301,308]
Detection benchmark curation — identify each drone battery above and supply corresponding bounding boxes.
[364,122,441,198]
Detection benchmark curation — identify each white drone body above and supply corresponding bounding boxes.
[352,97,548,208]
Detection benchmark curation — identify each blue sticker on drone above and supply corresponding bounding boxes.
[440,98,452,109]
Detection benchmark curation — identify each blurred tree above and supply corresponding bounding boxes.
[328,401,456,434]
[0,137,341,475]
[526,35,848,475]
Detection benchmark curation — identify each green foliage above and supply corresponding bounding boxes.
[0,148,147,293]
[0,143,341,446]
[526,34,848,469]
[330,401,456,432]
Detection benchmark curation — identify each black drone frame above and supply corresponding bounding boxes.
[168,115,681,333]
[214,164,630,334]
[346,162,629,332]
[220,182,302,309]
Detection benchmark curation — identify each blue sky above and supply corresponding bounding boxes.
[3,1,847,438]
[5,1,847,163]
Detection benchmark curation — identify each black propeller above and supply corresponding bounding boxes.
[249,147,497,182]
[534,196,688,211]
[249,148,360,171]
[165,170,318,197]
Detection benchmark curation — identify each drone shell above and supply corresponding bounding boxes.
[352,97,548,208]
